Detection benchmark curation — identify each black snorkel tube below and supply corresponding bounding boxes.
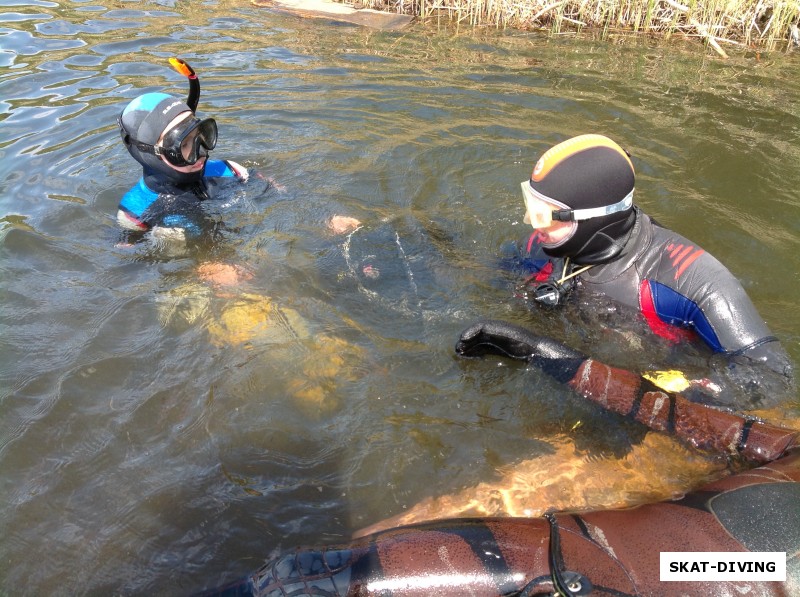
[168,57,200,112]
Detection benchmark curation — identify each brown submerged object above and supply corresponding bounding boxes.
[206,320,799,596]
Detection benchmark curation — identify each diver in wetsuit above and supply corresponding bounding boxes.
[510,134,793,407]
[116,58,360,252]
[116,59,255,244]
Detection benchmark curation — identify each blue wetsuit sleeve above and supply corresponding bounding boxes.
[203,159,235,177]
[671,261,772,354]
[119,184,208,238]
[643,281,724,351]
[119,179,158,223]
[643,235,793,385]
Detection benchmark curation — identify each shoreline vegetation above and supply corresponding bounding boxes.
[339,0,800,56]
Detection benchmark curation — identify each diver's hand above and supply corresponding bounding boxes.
[329,215,361,234]
[456,320,584,362]
[227,160,250,182]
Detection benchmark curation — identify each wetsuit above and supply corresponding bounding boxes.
[116,159,249,236]
[515,208,793,403]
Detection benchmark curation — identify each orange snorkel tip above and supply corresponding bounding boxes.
[169,56,196,78]
[168,57,200,113]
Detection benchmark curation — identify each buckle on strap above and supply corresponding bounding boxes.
[543,513,593,596]
[560,190,634,222]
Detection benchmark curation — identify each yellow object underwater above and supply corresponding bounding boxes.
[642,369,691,393]
[159,280,367,414]
[207,293,309,347]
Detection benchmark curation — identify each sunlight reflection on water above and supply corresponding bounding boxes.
[1,0,799,593]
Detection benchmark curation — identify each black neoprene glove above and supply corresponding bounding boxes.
[455,320,586,383]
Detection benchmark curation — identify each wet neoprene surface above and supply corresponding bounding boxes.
[710,483,800,554]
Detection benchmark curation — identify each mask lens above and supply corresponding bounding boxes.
[521,181,554,229]
[179,118,217,163]
[180,129,201,163]
[161,117,217,166]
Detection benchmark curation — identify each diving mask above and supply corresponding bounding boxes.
[120,115,217,168]
[159,116,217,166]
[521,180,634,229]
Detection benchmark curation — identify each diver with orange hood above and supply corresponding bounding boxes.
[509,134,793,408]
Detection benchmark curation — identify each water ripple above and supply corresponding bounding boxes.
[2,3,800,595]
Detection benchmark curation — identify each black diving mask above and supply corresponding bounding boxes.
[160,116,217,166]
[119,115,217,167]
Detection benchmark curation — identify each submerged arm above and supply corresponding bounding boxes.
[456,319,799,464]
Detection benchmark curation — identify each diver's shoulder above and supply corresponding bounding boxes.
[204,159,249,180]
[119,177,158,213]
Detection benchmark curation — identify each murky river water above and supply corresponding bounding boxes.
[2,0,800,594]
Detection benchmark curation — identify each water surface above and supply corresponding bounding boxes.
[2,1,799,593]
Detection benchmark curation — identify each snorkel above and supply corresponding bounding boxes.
[168,57,200,112]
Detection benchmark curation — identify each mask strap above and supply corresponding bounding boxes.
[552,190,634,222]
[117,115,160,155]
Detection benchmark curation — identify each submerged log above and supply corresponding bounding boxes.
[252,0,415,30]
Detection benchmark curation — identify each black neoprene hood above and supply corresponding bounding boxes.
[531,135,637,265]
[119,93,204,185]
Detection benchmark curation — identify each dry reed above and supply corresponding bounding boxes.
[358,0,800,54]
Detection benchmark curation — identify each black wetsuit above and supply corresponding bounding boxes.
[515,209,793,405]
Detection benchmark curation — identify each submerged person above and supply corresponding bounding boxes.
[115,59,367,414]
[508,133,793,407]
[202,321,800,597]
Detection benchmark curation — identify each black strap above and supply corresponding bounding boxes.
[737,418,755,453]
[542,513,593,596]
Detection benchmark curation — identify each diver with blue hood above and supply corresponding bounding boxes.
[116,58,253,240]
